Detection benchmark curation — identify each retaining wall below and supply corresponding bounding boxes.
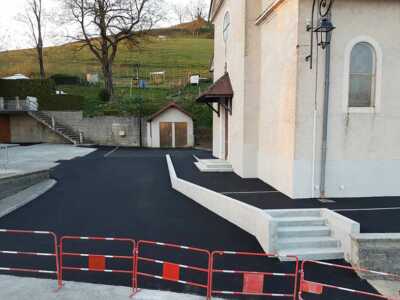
[44,111,146,146]
[0,169,50,200]
[351,233,400,279]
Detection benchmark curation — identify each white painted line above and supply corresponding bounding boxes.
[334,207,400,212]
[104,147,119,158]
[221,191,279,195]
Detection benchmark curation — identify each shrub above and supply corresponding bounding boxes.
[49,74,84,85]
[98,88,110,102]
[40,94,84,111]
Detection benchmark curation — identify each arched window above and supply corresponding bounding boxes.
[349,42,376,107]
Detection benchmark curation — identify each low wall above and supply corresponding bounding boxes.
[166,154,275,253]
[351,233,400,279]
[0,169,50,199]
[321,209,360,262]
[44,111,146,146]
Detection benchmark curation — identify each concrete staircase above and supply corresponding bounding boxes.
[267,209,344,261]
[194,156,233,172]
[28,111,87,145]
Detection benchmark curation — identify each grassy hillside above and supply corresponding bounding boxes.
[0,36,213,83]
[0,30,214,127]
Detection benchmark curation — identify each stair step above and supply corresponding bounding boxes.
[278,248,344,261]
[276,237,340,250]
[275,217,326,227]
[277,226,330,238]
[266,209,321,218]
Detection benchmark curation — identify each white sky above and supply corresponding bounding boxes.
[0,0,210,50]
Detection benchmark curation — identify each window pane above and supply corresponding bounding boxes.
[349,75,372,107]
[349,42,376,107]
[350,43,374,74]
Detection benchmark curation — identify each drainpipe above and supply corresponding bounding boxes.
[319,29,332,198]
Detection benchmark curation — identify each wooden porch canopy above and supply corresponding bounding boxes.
[196,72,233,116]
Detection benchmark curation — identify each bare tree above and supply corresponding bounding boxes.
[64,0,162,101]
[186,0,208,21]
[19,0,46,79]
[172,4,187,24]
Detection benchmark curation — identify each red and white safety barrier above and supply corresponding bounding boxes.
[0,229,61,289]
[134,240,211,297]
[299,260,400,300]
[59,235,135,295]
[210,251,299,299]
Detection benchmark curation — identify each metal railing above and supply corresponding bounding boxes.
[0,96,38,112]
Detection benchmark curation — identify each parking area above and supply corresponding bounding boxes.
[0,147,384,298]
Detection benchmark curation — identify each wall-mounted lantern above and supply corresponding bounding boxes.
[314,17,335,49]
[306,0,335,69]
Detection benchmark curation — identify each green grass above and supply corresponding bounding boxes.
[0,31,214,127]
[0,36,213,81]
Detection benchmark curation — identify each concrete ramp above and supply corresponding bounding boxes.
[167,155,361,261]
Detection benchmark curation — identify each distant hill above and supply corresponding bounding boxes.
[173,17,210,32]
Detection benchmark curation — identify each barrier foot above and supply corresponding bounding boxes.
[130,288,141,298]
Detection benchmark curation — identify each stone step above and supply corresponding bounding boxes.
[275,216,326,227]
[277,226,330,238]
[267,209,321,218]
[278,247,344,261]
[276,236,340,250]
[194,162,233,173]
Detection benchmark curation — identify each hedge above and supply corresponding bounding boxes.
[0,79,84,111]
[49,74,84,85]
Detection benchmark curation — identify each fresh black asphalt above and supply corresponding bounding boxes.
[0,148,383,299]
[173,155,400,233]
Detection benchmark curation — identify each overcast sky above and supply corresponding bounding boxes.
[0,0,210,51]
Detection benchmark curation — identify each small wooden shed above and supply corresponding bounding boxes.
[146,102,194,148]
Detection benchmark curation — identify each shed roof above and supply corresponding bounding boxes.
[147,102,192,122]
[196,72,233,103]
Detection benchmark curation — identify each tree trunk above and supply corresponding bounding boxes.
[102,62,114,101]
[37,44,45,79]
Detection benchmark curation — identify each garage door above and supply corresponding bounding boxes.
[175,122,188,148]
[0,115,10,143]
[159,122,172,148]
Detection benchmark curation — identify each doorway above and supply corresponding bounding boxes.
[174,122,188,148]
[224,108,229,160]
[159,122,173,148]
[0,115,11,143]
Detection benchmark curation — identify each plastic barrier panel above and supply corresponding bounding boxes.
[0,229,60,289]
[210,251,299,299]
[60,236,135,295]
[135,240,211,297]
[299,260,400,300]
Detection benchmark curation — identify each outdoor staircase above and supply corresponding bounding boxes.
[193,155,233,172]
[266,209,344,261]
[28,111,87,145]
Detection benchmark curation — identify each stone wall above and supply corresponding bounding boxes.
[351,233,400,279]
[10,114,68,144]
[44,111,146,146]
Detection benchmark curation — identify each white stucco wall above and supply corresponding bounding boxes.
[295,0,400,198]
[146,108,194,148]
[212,0,400,199]
[257,0,299,197]
[212,0,261,178]
[212,0,246,175]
